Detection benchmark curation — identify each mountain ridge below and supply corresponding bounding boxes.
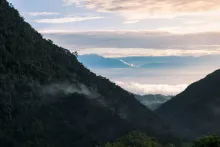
[156,69,220,139]
[79,54,220,69]
[0,1,177,146]
[78,54,131,68]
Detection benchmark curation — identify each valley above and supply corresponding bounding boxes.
[1,0,220,147]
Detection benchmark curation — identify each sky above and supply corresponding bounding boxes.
[8,0,220,33]
[8,0,220,95]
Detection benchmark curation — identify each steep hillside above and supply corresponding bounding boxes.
[0,1,176,147]
[156,69,220,139]
[135,94,171,110]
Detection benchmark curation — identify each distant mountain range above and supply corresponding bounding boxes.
[134,94,171,110]
[78,54,183,69]
[78,54,220,69]
[78,54,131,68]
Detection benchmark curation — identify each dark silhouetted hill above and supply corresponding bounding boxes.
[156,69,220,139]
[0,1,177,147]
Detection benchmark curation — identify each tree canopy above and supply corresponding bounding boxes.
[192,136,220,147]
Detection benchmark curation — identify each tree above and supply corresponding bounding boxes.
[193,136,220,147]
[48,39,53,44]
[166,143,175,147]
[103,132,162,147]
[72,51,78,57]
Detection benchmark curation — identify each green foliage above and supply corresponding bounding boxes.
[192,136,220,147]
[165,143,175,147]
[180,143,191,147]
[104,132,163,147]
[104,133,195,147]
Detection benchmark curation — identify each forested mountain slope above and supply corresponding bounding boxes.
[0,1,176,146]
[156,69,220,139]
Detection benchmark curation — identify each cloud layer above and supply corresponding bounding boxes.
[43,31,220,57]
[27,12,60,16]
[35,16,103,23]
[90,64,220,95]
[78,48,220,58]
[115,81,187,95]
[63,0,220,21]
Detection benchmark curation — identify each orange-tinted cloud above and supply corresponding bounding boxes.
[64,0,220,20]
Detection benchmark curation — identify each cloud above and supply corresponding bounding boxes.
[42,31,220,57]
[115,81,188,95]
[89,64,220,95]
[35,16,103,23]
[78,48,220,58]
[41,83,99,98]
[63,0,220,21]
[124,20,139,24]
[157,21,220,34]
[27,12,60,16]
[120,60,137,67]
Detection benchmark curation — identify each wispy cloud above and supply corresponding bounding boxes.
[63,0,220,20]
[119,60,137,67]
[62,0,220,33]
[27,12,60,16]
[35,16,103,23]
